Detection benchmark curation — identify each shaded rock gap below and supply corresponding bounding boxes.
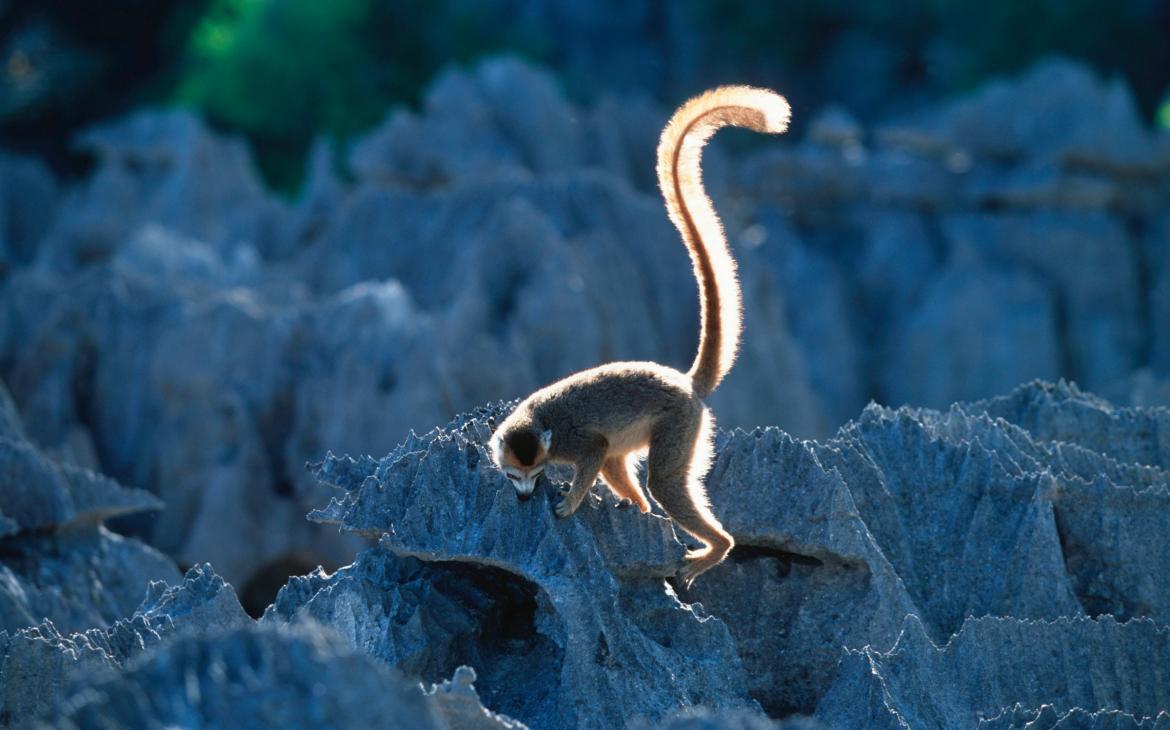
[422,558,563,717]
[239,553,322,619]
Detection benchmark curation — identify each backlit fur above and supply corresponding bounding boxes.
[491,86,790,587]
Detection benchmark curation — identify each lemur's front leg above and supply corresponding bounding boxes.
[554,436,607,519]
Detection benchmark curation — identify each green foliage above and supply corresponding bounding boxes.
[173,0,547,191]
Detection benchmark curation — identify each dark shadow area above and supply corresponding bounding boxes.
[729,543,824,568]
[1052,506,1150,622]
[0,0,207,176]
[0,527,56,564]
[239,554,320,619]
[424,560,562,727]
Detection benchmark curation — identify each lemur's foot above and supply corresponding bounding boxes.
[676,562,701,590]
[616,498,633,509]
[677,546,726,589]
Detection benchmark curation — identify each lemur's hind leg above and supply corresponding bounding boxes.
[600,455,651,513]
[646,408,732,588]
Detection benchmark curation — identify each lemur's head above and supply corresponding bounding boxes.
[491,426,551,499]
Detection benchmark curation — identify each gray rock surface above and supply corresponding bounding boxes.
[1,559,525,729]
[635,709,823,729]
[927,60,1159,172]
[0,382,23,442]
[0,399,179,635]
[677,381,1170,721]
[941,212,1142,393]
[38,108,287,270]
[0,525,179,635]
[817,615,1170,729]
[43,622,442,730]
[881,260,1062,408]
[980,705,1170,729]
[263,545,566,710]
[970,380,1170,470]
[351,58,587,186]
[736,58,1168,415]
[0,434,162,533]
[0,563,249,726]
[0,262,364,592]
[5,379,1170,728]
[681,428,915,716]
[425,665,530,730]
[289,381,1170,727]
[0,153,57,272]
[680,385,1109,715]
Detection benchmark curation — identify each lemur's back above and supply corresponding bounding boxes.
[527,361,697,432]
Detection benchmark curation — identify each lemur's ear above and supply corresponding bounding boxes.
[540,430,552,451]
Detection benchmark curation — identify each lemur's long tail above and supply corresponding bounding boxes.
[656,86,790,399]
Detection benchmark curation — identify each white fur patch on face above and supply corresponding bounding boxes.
[503,464,544,498]
[514,476,537,497]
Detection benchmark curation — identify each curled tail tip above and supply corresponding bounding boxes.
[740,86,792,134]
[658,86,791,167]
[704,85,792,134]
[761,96,792,134]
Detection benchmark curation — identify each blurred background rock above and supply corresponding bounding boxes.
[1,0,1169,616]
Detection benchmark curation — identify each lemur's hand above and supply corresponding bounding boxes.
[555,491,584,518]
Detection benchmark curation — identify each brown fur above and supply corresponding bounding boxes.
[490,86,790,587]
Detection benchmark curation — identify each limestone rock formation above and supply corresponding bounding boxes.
[817,615,1170,729]
[0,563,249,725]
[678,381,1170,721]
[2,381,1170,728]
[0,399,179,635]
[44,622,443,730]
[425,666,529,730]
[299,403,754,729]
[286,381,1170,727]
[1,559,523,728]
[0,153,58,272]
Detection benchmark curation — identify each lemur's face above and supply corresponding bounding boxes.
[492,428,551,499]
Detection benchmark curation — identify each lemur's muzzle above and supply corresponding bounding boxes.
[512,476,539,500]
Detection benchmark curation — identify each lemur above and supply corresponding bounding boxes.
[490,86,790,587]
